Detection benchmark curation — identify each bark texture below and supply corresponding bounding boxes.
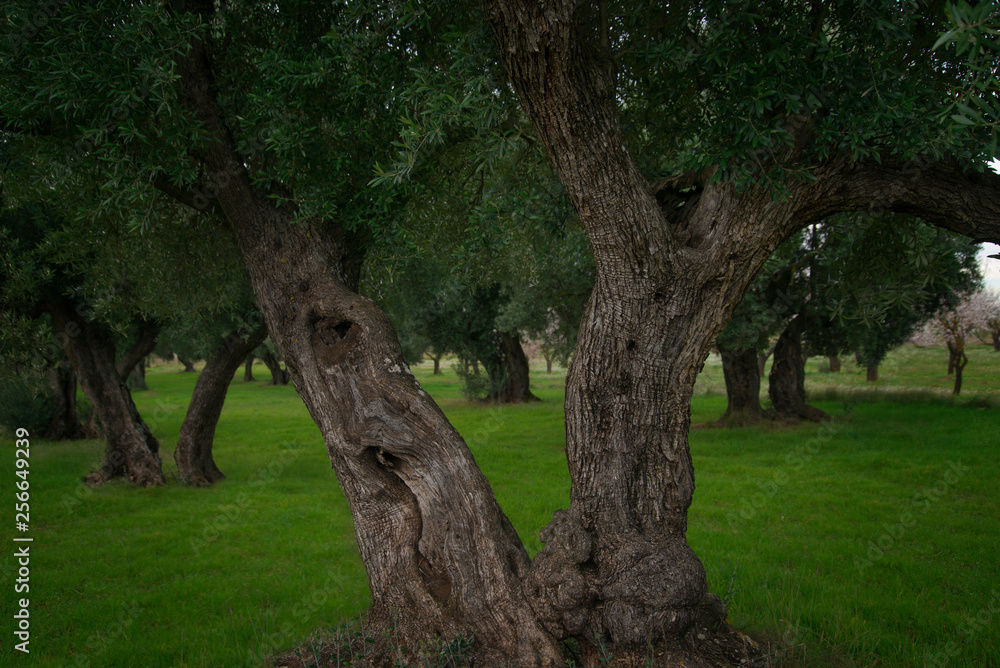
[718,347,765,425]
[45,358,86,441]
[46,296,164,486]
[167,23,561,665]
[768,316,829,422]
[175,324,267,485]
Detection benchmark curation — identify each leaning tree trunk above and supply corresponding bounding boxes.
[431,353,441,375]
[769,316,829,422]
[169,31,561,665]
[260,349,290,385]
[45,357,86,441]
[487,331,539,403]
[717,346,764,425]
[866,363,879,382]
[243,354,255,381]
[46,295,164,486]
[178,357,197,373]
[175,324,267,485]
[117,318,160,381]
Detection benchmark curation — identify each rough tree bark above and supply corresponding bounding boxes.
[486,331,538,403]
[45,295,164,486]
[165,21,561,665]
[480,1,1000,659]
[768,316,830,422]
[44,357,86,441]
[717,346,765,425]
[175,324,267,485]
[160,0,1000,663]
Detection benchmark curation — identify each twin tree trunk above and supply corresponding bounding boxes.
[768,316,829,422]
[46,296,164,486]
[171,1,1000,663]
[174,324,267,485]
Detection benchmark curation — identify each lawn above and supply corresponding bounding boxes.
[1,345,998,667]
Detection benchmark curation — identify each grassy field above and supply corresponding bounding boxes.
[1,345,998,667]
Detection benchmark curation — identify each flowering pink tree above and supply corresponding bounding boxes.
[916,291,1000,394]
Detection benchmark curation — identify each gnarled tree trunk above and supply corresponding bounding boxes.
[175,324,267,485]
[946,340,958,375]
[717,346,764,425]
[169,29,561,665]
[178,356,197,373]
[953,348,968,395]
[769,316,829,422]
[46,295,164,486]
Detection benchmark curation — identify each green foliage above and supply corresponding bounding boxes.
[0,372,53,436]
[934,1,1000,153]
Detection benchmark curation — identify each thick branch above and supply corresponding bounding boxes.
[812,158,1000,243]
[116,317,161,379]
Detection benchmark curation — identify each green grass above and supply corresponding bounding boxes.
[1,346,998,667]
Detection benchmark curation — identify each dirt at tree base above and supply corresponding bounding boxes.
[274,596,774,667]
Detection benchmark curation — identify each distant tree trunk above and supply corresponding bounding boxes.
[487,331,539,403]
[717,347,763,425]
[854,350,862,365]
[178,357,197,373]
[829,355,841,373]
[769,316,829,422]
[431,353,442,375]
[946,340,957,375]
[126,362,148,390]
[866,363,878,382]
[45,358,86,441]
[175,324,267,485]
[260,349,289,385]
[992,328,1000,352]
[243,354,255,382]
[544,351,553,374]
[46,295,164,486]
[953,349,968,395]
